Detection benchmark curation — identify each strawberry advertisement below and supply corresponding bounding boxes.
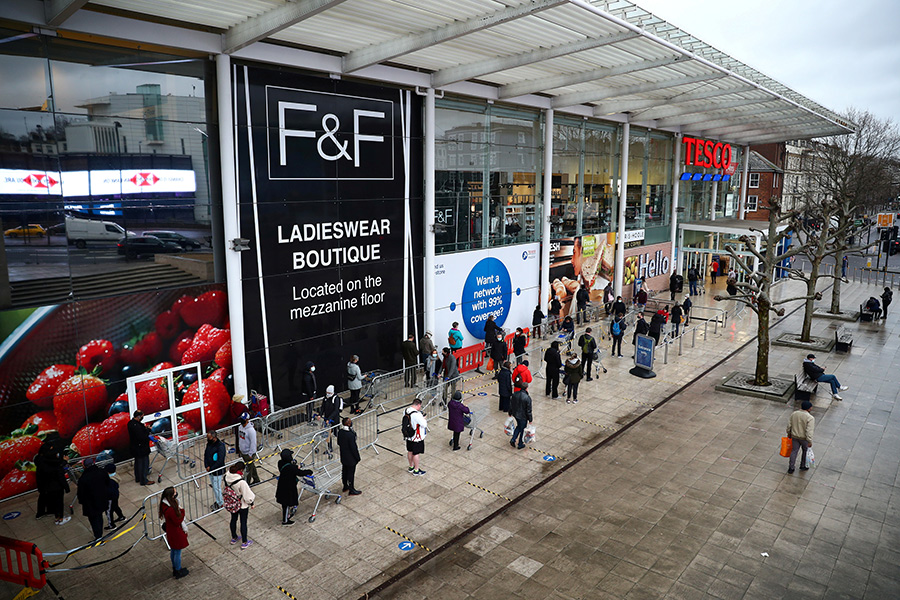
[233,65,423,405]
[0,284,234,499]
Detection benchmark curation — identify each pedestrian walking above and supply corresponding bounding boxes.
[104,464,125,529]
[447,391,471,451]
[402,334,419,387]
[347,355,364,413]
[159,486,189,579]
[786,400,815,474]
[803,354,848,400]
[881,287,893,319]
[35,443,70,525]
[564,353,582,403]
[204,431,226,510]
[508,381,533,449]
[127,410,151,486]
[275,449,313,525]
[224,461,255,549]
[687,266,699,296]
[544,341,562,398]
[404,398,428,476]
[532,304,545,338]
[577,328,598,380]
[842,255,849,278]
[710,259,719,284]
[682,295,693,325]
[609,313,627,357]
[337,417,362,494]
[300,361,317,421]
[76,457,109,541]
[237,413,261,485]
[671,302,684,338]
[497,361,513,412]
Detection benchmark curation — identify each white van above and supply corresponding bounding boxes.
[65,216,133,248]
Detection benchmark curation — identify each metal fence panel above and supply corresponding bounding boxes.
[174,417,264,480]
[263,398,324,450]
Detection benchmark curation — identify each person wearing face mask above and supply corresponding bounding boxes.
[425,349,440,387]
[346,355,364,413]
[159,486,189,578]
[320,385,342,454]
[301,361,317,422]
[419,331,435,370]
[337,417,362,495]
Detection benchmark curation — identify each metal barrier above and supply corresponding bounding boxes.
[353,407,379,452]
[142,469,222,542]
[0,535,47,590]
[174,417,264,480]
[688,305,727,330]
[263,399,325,451]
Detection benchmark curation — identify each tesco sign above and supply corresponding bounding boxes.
[683,137,732,170]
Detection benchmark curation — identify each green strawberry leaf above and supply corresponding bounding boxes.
[13,460,37,472]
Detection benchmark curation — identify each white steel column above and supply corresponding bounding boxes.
[541,108,554,310]
[424,88,436,335]
[738,145,750,220]
[614,119,629,298]
[710,180,718,221]
[671,133,682,274]
[215,53,248,400]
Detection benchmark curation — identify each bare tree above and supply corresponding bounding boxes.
[714,199,820,386]
[811,109,900,314]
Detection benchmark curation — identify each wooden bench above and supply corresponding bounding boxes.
[860,303,875,322]
[835,325,853,353]
[794,367,818,401]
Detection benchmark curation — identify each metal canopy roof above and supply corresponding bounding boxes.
[28,0,853,143]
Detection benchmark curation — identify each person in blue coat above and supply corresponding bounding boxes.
[447,391,471,451]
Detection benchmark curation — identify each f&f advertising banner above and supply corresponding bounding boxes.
[234,64,422,404]
[434,244,540,348]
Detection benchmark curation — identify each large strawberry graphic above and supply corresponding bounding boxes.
[134,362,175,393]
[181,290,227,328]
[134,332,163,364]
[169,331,194,364]
[20,410,58,434]
[27,364,77,408]
[137,378,169,413]
[181,379,230,431]
[155,310,181,339]
[99,413,131,451]
[0,425,45,479]
[69,423,104,457]
[0,461,37,500]
[170,294,192,319]
[214,340,232,370]
[181,325,229,365]
[54,371,108,439]
[76,339,118,375]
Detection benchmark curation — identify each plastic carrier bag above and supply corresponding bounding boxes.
[523,425,536,444]
[503,416,516,436]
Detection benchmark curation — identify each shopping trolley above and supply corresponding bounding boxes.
[463,409,486,451]
[149,434,186,483]
[358,369,389,412]
[65,450,115,515]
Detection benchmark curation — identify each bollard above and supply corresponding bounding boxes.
[678,333,683,356]
[714,318,718,335]
[692,326,696,348]
[704,320,708,341]
[664,340,668,364]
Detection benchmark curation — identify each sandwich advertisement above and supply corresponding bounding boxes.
[548,233,616,315]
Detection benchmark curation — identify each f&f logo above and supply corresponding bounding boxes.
[266,86,395,181]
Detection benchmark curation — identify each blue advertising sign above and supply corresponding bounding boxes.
[635,334,654,371]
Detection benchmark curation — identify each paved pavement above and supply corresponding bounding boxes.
[2,277,898,599]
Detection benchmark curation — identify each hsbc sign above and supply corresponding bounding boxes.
[0,168,195,197]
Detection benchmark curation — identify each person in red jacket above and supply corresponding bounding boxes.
[159,486,189,579]
[511,360,532,393]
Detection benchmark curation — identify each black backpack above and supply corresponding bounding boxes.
[401,410,417,438]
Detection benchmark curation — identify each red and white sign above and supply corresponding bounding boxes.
[0,168,196,196]
[683,137,732,171]
[0,168,62,195]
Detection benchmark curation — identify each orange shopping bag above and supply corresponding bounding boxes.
[486,358,495,371]
[780,437,792,457]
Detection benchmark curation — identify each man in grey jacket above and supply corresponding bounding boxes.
[237,413,260,485]
[441,347,459,403]
[347,355,364,414]
[787,400,815,474]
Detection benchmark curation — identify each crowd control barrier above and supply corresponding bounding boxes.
[174,417,264,480]
[263,399,325,451]
[142,469,222,542]
[0,536,47,590]
[455,343,485,374]
[353,407,379,452]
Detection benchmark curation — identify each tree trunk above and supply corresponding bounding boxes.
[754,296,770,386]
[830,248,844,313]
[800,260,820,341]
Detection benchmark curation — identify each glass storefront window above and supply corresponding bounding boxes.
[584,125,615,234]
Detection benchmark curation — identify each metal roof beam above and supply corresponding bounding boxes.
[343,0,568,73]
[698,116,820,137]
[656,104,789,128]
[678,111,797,133]
[431,30,640,88]
[223,0,349,54]
[730,126,835,145]
[591,82,756,116]
[498,54,688,99]
[44,0,89,26]
[551,72,725,109]
[633,93,769,121]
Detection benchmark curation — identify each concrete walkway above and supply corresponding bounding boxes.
[2,279,897,600]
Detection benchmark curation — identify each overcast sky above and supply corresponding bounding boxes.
[635,0,900,125]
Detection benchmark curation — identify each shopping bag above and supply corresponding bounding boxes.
[503,416,516,436]
[806,448,815,468]
[487,358,495,371]
[523,425,536,444]
[780,437,792,458]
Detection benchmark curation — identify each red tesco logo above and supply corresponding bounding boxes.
[683,137,732,171]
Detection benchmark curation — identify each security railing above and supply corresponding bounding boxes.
[174,417,264,480]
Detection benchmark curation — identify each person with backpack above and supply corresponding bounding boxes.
[577,328,598,380]
[881,287,893,319]
[511,360,532,393]
[346,355,364,414]
[543,341,562,399]
[320,385,342,454]
[682,295,693,326]
[609,313,627,358]
[204,431,226,510]
[497,361,513,412]
[224,461,255,549]
[563,352,582,403]
[671,302,684,338]
[687,266,699,296]
[159,486,189,578]
[275,449,313,526]
[508,381,533,449]
[338,417,362,495]
[447,391,471,451]
[448,322,463,351]
[403,398,428,476]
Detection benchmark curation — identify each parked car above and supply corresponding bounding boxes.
[47,222,67,236]
[117,235,182,259]
[4,224,46,238]
[66,216,134,248]
[142,230,201,250]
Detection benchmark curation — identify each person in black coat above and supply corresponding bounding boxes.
[532,305,545,338]
[204,432,226,510]
[483,314,501,344]
[337,417,362,495]
[127,410,151,486]
[489,331,508,373]
[497,361,513,412]
[320,385,343,453]
[77,458,110,540]
[301,361,317,421]
[882,287,893,319]
[275,449,313,526]
[512,328,527,363]
[632,312,651,358]
[543,341,562,399]
[648,312,664,345]
[35,443,70,525]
